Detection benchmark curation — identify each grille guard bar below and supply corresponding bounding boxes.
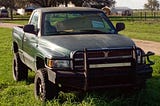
[51,46,154,70]
[143,51,155,65]
[70,46,137,71]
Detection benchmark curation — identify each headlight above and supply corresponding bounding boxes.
[46,59,70,69]
[136,49,146,64]
[54,60,70,68]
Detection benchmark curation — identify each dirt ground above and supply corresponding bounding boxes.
[0,22,159,55]
[133,39,160,55]
[0,22,21,28]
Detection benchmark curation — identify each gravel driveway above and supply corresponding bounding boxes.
[133,39,160,55]
[0,22,159,55]
[0,22,21,28]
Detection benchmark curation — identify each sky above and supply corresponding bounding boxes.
[116,0,160,9]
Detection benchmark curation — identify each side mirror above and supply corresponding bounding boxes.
[116,23,125,32]
[23,24,35,34]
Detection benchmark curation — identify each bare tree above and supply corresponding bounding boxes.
[28,0,60,7]
[0,0,117,20]
[15,0,29,8]
[27,0,115,7]
[144,0,160,11]
[28,0,73,7]
[81,0,116,8]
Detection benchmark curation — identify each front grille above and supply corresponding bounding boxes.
[108,49,132,56]
[73,51,105,58]
[71,47,135,71]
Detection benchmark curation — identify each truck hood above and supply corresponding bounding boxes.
[42,34,135,56]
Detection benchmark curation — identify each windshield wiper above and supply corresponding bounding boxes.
[52,29,112,35]
[79,29,109,34]
[56,30,76,34]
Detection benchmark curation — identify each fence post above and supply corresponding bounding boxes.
[153,12,156,20]
[140,11,142,20]
[145,12,146,21]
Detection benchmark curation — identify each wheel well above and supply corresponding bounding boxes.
[13,42,18,53]
[36,57,45,70]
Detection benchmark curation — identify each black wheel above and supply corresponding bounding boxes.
[34,68,59,101]
[12,53,28,81]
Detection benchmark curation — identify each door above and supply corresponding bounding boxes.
[22,11,39,70]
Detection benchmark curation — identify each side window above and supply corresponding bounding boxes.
[29,12,39,32]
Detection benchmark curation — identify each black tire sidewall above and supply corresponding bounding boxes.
[12,53,19,81]
[34,68,59,101]
[34,69,47,101]
[12,53,28,81]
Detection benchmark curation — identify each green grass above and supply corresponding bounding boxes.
[114,21,160,42]
[0,18,28,25]
[1,19,28,25]
[0,26,160,105]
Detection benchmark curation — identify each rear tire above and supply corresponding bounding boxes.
[12,53,28,81]
[34,68,59,101]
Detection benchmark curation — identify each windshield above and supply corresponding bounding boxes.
[42,11,116,36]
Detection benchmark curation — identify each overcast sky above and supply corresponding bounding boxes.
[116,0,160,9]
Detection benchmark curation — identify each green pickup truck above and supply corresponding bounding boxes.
[12,7,154,101]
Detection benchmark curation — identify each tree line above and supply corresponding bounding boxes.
[0,0,115,19]
[0,0,115,9]
[0,0,160,19]
[144,0,160,11]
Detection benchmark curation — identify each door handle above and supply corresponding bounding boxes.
[24,36,27,41]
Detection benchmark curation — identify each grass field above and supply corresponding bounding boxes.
[1,19,28,25]
[119,21,160,42]
[0,23,160,105]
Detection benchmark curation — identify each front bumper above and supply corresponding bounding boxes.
[49,47,154,91]
[56,65,153,91]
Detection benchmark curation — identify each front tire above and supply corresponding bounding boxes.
[34,68,59,101]
[12,53,28,81]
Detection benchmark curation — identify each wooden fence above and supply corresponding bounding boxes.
[109,11,160,21]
